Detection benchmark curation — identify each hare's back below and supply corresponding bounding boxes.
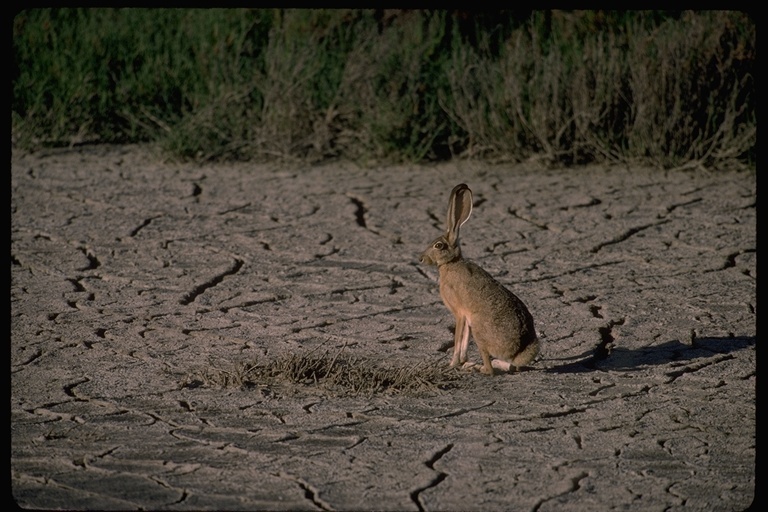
[462,261,536,339]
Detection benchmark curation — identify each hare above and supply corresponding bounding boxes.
[420,183,539,375]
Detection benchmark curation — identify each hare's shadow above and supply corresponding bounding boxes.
[546,336,755,374]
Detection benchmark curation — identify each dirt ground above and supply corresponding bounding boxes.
[11,145,756,511]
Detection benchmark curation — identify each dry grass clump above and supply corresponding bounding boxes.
[179,348,463,396]
[179,360,262,390]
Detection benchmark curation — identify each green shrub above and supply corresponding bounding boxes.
[12,9,755,169]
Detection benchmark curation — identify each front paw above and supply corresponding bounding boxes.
[450,352,466,367]
[461,362,482,372]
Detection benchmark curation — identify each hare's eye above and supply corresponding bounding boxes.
[434,241,445,250]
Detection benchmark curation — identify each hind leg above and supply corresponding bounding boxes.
[478,345,495,375]
[491,359,512,372]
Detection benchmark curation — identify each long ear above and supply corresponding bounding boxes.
[446,183,472,245]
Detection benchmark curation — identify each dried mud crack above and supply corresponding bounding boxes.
[179,257,245,305]
[11,146,755,511]
[410,444,454,512]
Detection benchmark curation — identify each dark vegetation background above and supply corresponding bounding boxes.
[11,9,755,169]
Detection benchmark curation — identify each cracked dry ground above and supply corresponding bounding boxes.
[11,145,755,511]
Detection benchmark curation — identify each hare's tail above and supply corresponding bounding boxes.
[511,339,540,369]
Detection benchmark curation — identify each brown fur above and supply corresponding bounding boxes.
[420,184,539,375]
